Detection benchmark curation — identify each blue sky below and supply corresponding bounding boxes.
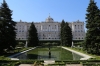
[0,0,100,23]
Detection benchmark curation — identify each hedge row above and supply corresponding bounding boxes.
[0,60,44,66]
[0,60,100,66]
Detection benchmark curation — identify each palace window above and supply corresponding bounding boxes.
[78,25,79,29]
[55,25,56,28]
[81,30,82,32]
[75,25,76,29]
[81,25,82,29]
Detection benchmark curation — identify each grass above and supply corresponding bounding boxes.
[66,47,100,60]
[0,47,33,60]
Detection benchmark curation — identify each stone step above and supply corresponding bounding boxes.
[19,64,32,66]
[66,64,83,66]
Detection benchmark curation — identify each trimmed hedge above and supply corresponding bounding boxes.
[0,60,44,66]
[1,60,100,66]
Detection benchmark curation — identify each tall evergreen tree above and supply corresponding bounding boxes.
[63,22,72,47]
[85,0,100,54]
[27,22,39,47]
[0,0,17,52]
[60,20,65,46]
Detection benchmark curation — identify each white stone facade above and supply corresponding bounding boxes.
[15,16,85,41]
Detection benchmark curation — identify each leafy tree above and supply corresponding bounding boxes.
[63,22,72,47]
[27,22,39,47]
[85,0,100,54]
[0,0,17,52]
[60,20,65,46]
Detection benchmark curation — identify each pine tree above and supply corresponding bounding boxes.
[27,22,39,47]
[85,0,100,54]
[63,22,72,47]
[0,0,17,52]
[60,20,65,46]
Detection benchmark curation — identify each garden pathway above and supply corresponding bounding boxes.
[43,60,55,65]
[66,64,83,66]
[19,64,32,66]
[62,47,93,60]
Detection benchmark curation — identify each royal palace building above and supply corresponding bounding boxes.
[15,15,85,41]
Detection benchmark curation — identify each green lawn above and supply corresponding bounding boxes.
[67,47,100,60]
[0,47,32,60]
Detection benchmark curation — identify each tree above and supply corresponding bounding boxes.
[63,22,72,47]
[0,0,17,52]
[27,22,39,47]
[85,0,100,54]
[60,20,65,46]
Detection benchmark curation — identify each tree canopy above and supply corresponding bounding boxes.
[60,20,72,47]
[84,0,100,54]
[27,22,39,47]
[0,0,17,52]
